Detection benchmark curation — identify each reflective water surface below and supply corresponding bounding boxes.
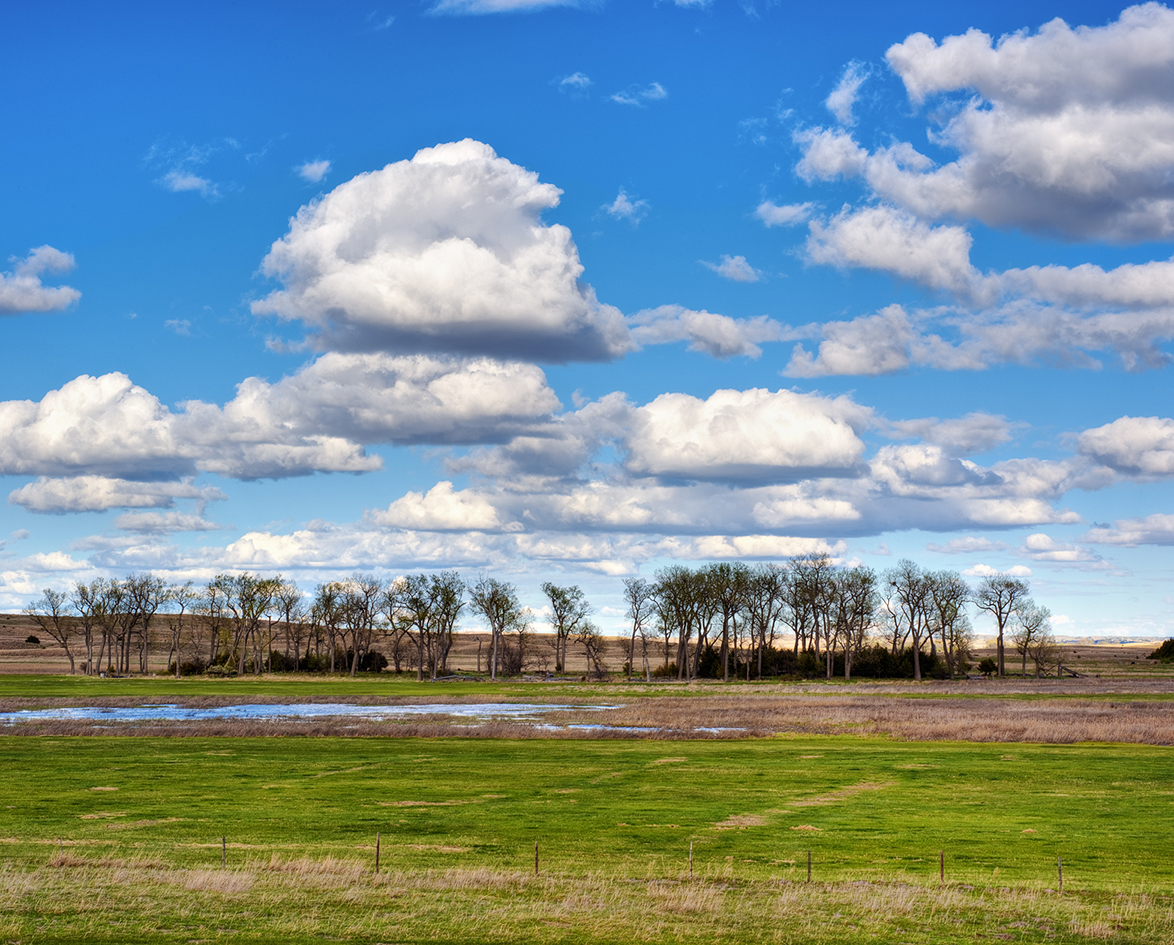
[0,702,608,725]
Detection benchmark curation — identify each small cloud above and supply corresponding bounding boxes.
[738,117,769,146]
[873,542,891,556]
[164,319,192,336]
[11,530,30,540]
[557,71,592,95]
[297,159,332,183]
[367,10,395,30]
[927,537,1009,554]
[160,169,219,198]
[112,510,226,535]
[671,0,712,6]
[825,61,868,126]
[702,254,762,283]
[430,0,582,14]
[601,188,649,225]
[756,200,812,227]
[963,563,1033,578]
[611,82,667,107]
[0,246,80,315]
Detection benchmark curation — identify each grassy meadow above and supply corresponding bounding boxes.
[1,734,1173,943]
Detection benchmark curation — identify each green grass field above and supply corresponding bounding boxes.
[2,734,1172,943]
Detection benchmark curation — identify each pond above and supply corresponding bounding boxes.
[0,702,611,725]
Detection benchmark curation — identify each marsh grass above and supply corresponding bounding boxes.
[5,691,1174,744]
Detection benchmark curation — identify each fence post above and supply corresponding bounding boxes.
[222,836,226,869]
[1058,856,1063,894]
[940,849,944,884]
[375,831,380,875]
[689,840,694,879]
[807,849,812,883]
[534,840,539,876]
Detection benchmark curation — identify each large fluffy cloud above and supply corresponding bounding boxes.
[253,139,631,361]
[0,355,561,510]
[805,206,981,297]
[1077,415,1174,476]
[878,4,1174,241]
[624,388,871,482]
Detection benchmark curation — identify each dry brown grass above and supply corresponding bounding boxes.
[5,676,1174,743]
[3,851,1173,943]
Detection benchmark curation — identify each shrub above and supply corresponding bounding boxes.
[167,660,208,676]
[651,661,677,678]
[1146,639,1174,662]
[24,635,40,645]
[978,657,998,677]
[205,664,238,678]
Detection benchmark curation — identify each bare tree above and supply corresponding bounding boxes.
[745,564,787,680]
[272,581,308,671]
[470,575,524,680]
[623,577,655,681]
[706,562,750,682]
[26,589,77,674]
[125,573,168,673]
[576,620,608,678]
[165,581,198,678]
[927,571,970,678]
[542,582,590,674]
[886,560,932,681]
[338,574,385,676]
[1013,600,1052,677]
[974,575,1030,677]
[830,567,877,680]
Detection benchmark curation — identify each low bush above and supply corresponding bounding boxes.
[24,635,39,645]
[1146,639,1174,662]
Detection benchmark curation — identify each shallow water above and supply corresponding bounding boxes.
[0,702,610,725]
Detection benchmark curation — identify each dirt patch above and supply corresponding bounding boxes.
[378,799,477,808]
[791,825,822,832]
[106,818,184,830]
[408,844,469,853]
[792,781,894,807]
[714,814,767,829]
[651,757,687,765]
[79,811,126,820]
[88,786,118,792]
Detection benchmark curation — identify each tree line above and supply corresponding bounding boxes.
[24,556,1055,680]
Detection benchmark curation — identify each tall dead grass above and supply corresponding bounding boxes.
[4,852,1173,943]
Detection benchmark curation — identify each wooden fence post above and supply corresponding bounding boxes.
[940,849,944,883]
[689,840,693,879]
[534,840,539,876]
[1058,856,1063,894]
[222,836,226,869]
[375,831,380,875]
[807,850,812,883]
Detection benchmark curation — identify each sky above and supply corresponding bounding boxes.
[2,0,1174,638]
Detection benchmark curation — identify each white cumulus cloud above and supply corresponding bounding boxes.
[0,246,80,315]
[881,4,1174,241]
[702,254,762,283]
[624,388,872,482]
[629,305,784,359]
[253,139,631,362]
[1077,415,1174,476]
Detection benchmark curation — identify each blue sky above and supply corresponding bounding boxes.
[3,0,1174,637]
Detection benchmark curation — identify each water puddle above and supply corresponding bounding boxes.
[0,702,612,725]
